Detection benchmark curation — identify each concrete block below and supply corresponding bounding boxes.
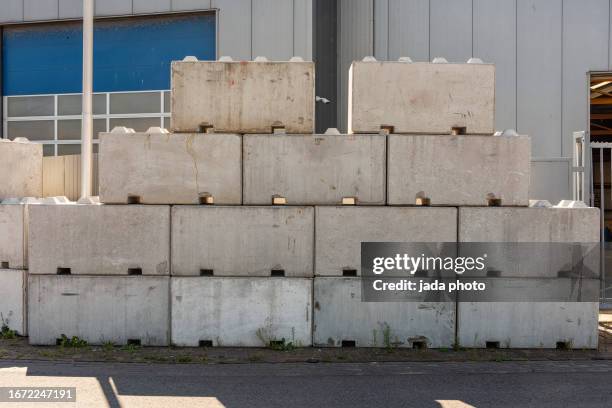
[171,60,315,133]
[172,206,314,277]
[315,207,457,276]
[458,301,599,349]
[348,61,495,134]
[28,275,169,346]
[243,134,386,205]
[0,270,26,335]
[0,204,27,269]
[388,134,530,206]
[171,277,312,347]
[459,207,600,278]
[313,277,455,348]
[0,139,42,200]
[28,205,170,275]
[99,132,241,204]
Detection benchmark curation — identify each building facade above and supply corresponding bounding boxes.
[1,0,611,204]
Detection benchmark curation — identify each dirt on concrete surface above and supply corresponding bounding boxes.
[1,312,610,365]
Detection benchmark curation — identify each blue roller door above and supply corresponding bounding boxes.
[2,13,216,96]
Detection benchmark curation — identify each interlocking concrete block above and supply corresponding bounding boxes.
[0,270,26,335]
[171,60,315,133]
[243,134,386,205]
[315,207,457,276]
[171,277,312,347]
[172,206,314,277]
[388,134,530,206]
[0,204,27,269]
[28,205,170,275]
[0,139,42,200]
[28,275,169,345]
[459,207,600,278]
[313,277,455,348]
[99,132,241,204]
[348,61,495,134]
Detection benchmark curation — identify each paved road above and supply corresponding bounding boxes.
[0,359,611,407]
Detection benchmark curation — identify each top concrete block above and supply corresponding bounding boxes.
[243,134,386,205]
[0,139,42,200]
[171,60,315,134]
[348,61,495,134]
[99,132,241,204]
[28,204,170,275]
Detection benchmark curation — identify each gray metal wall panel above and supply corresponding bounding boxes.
[562,0,608,157]
[133,0,171,14]
[314,0,338,132]
[252,0,294,61]
[517,0,562,158]
[95,0,133,16]
[294,0,313,60]
[430,0,472,62]
[0,0,23,23]
[171,0,212,11]
[373,0,388,60]
[24,0,58,21]
[473,0,516,131]
[59,0,82,18]
[530,159,572,203]
[388,0,429,61]
[212,0,252,60]
[338,0,373,132]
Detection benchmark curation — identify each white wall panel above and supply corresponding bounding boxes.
[95,0,133,16]
[562,0,609,157]
[517,0,562,157]
[0,0,23,23]
[24,0,58,21]
[212,0,252,60]
[294,0,313,60]
[338,0,373,132]
[373,0,388,60]
[388,0,429,61]
[252,0,294,61]
[134,0,171,14]
[172,0,212,11]
[473,0,516,131]
[59,0,83,19]
[430,0,472,63]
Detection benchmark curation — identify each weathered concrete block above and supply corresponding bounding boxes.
[28,275,169,345]
[99,132,241,204]
[459,207,600,278]
[388,134,530,206]
[348,61,495,134]
[171,60,315,133]
[172,206,314,277]
[315,207,457,276]
[0,269,26,335]
[243,134,386,205]
[313,277,455,348]
[0,139,42,200]
[171,277,312,347]
[0,204,27,269]
[28,205,170,275]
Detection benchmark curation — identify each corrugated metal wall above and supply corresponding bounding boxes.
[338,0,612,202]
[0,0,313,61]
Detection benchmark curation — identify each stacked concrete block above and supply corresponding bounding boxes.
[172,277,312,347]
[0,201,29,270]
[457,206,600,349]
[243,133,386,205]
[99,130,241,204]
[387,134,530,206]
[0,139,42,200]
[348,58,495,134]
[28,204,170,275]
[172,206,313,277]
[28,275,169,345]
[171,57,315,134]
[0,269,27,335]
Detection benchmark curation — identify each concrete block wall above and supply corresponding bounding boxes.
[0,269,27,336]
[0,203,28,270]
[0,139,42,200]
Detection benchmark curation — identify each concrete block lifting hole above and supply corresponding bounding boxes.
[313,277,455,348]
[171,277,312,347]
[28,275,170,346]
[28,204,170,275]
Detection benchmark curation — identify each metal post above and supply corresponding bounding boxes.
[80,0,94,198]
[601,148,605,300]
